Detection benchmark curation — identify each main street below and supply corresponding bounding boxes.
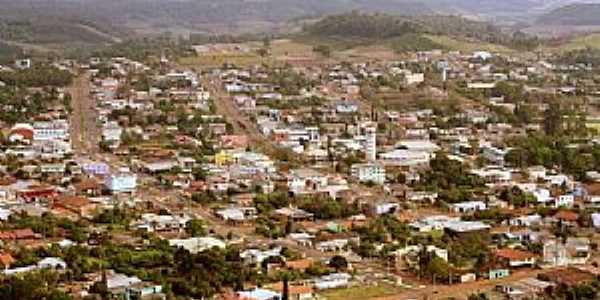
[68,71,101,156]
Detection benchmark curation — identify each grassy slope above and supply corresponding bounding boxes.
[425,35,514,53]
[549,33,600,52]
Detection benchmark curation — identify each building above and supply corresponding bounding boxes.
[495,248,536,267]
[33,120,69,141]
[404,73,425,85]
[379,149,430,166]
[168,237,226,254]
[543,238,590,267]
[351,163,385,184]
[450,201,487,214]
[106,171,137,193]
[364,124,377,162]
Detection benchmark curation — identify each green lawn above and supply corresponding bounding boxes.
[319,283,404,300]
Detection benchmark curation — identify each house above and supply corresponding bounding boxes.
[552,210,579,226]
[351,163,385,184]
[488,268,510,280]
[314,273,351,290]
[74,179,104,196]
[0,228,37,240]
[106,171,137,193]
[168,237,226,254]
[274,207,314,222]
[125,283,165,300]
[450,201,487,214]
[370,201,400,216]
[543,237,590,267]
[133,213,191,232]
[554,194,574,208]
[237,287,280,300]
[106,272,143,290]
[216,207,257,222]
[404,73,425,85]
[271,283,315,300]
[37,257,67,270]
[495,248,536,267]
[54,196,97,218]
[287,169,328,196]
[508,214,542,227]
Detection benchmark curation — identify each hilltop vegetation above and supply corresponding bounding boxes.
[301,13,540,52]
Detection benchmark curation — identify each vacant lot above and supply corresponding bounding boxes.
[426,35,513,53]
[552,33,600,52]
[178,53,268,68]
[319,283,405,300]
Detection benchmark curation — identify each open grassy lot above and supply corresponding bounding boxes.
[178,53,269,68]
[550,33,600,52]
[425,35,513,53]
[270,39,316,58]
[319,283,405,300]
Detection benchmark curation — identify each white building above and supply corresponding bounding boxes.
[106,171,137,193]
[169,237,226,254]
[451,201,487,214]
[379,149,430,166]
[351,163,385,184]
[33,120,69,141]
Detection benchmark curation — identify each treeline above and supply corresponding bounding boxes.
[0,66,73,87]
[555,48,600,66]
[304,12,422,39]
[0,41,20,64]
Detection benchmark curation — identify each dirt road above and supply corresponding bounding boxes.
[375,268,555,300]
[68,72,101,156]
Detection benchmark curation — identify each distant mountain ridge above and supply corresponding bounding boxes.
[536,3,600,26]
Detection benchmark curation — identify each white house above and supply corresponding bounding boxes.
[351,163,385,184]
[106,171,137,193]
[451,201,487,214]
[168,237,226,254]
[554,194,574,208]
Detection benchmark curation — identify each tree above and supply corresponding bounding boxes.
[313,45,331,57]
[544,100,563,136]
[186,218,206,237]
[329,255,348,271]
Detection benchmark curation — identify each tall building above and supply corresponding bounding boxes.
[364,124,377,162]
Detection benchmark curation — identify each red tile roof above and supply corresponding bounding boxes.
[495,248,535,261]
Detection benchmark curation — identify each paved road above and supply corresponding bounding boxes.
[68,72,100,156]
[203,76,286,158]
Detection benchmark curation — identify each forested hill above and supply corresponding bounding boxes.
[0,0,431,36]
[536,3,600,26]
[302,13,540,51]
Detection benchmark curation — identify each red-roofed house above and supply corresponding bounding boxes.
[495,248,536,267]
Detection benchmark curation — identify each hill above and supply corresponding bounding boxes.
[0,0,432,37]
[537,3,600,26]
[300,13,539,53]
